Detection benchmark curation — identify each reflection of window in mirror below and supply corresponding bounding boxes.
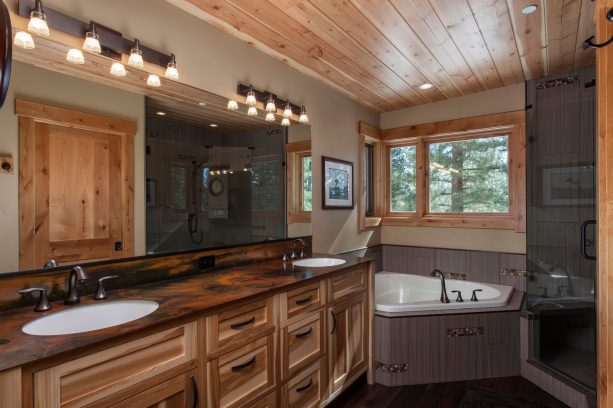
[286,141,312,223]
[170,166,187,211]
[201,167,209,212]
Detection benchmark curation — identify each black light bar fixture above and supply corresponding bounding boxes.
[236,83,303,117]
[17,0,172,67]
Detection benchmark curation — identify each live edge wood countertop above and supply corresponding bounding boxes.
[0,254,372,372]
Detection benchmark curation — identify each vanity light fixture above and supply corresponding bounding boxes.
[283,101,292,119]
[245,85,257,106]
[82,22,101,54]
[165,53,179,80]
[66,48,85,64]
[147,74,161,88]
[299,106,309,123]
[265,112,275,122]
[247,106,258,116]
[227,100,238,110]
[27,0,49,36]
[521,5,538,14]
[265,94,276,112]
[281,117,291,126]
[128,39,144,68]
[109,62,127,77]
[14,31,35,49]
[419,83,434,90]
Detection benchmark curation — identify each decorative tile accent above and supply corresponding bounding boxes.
[536,76,579,89]
[500,268,527,277]
[443,272,466,280]
[447,327,485,338]
[375,362,411,373]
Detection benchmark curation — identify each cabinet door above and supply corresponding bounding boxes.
[109,369,198,408]
[327,292,368,396]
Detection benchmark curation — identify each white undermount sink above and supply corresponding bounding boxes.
[293,258,347,268]
[22,300,159,336]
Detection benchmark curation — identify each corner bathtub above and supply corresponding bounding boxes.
[375,272,514,313]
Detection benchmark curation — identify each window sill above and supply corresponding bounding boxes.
[381,215,517,230]
[361,216,381,229]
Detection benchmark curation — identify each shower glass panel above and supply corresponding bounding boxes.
[526,67,596,390]
[145,107,286,254]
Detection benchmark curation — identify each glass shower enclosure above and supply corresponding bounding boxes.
[526,67,597,390]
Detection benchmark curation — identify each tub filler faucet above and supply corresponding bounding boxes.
[431,269,450,303]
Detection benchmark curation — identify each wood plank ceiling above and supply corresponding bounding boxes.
[166,0,596,112]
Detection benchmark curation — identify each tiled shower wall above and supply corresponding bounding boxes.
[381,245,527,291]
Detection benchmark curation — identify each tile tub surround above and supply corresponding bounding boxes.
[374,311,521,386]
[382,245,527,291]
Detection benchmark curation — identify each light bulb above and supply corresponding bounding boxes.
[299,106,309,123]
[247,106,257,116]
[265,112,275,122]
[265,96,276,112]
[147,74,161,88]
[245,87,257,106]
[28,1,49,36]
[128,39,144,68]
[281,118,291,126]
[82,23,101,53]
[14,31,35,49]
[66,48,85,64]
[283,103,292,119]
[227,100,238,110]
[165,53,179,80]
[110,62,126,77]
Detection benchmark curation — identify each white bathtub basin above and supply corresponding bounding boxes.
[22,300,159,336]
[293,258,346,267]
[375,272,514,313]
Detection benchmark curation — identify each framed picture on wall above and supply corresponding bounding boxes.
[322,156,354,209]
[542,166,595,206]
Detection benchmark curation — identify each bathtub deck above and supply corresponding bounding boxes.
[327,375,568,408]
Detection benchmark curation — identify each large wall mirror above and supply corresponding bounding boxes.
[0,59,311,273]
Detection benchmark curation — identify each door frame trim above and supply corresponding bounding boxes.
[17,99,136,269]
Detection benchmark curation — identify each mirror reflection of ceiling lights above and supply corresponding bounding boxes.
[229,83,309,126]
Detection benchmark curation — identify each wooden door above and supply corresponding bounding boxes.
[327,292,367,396]
[17,100,135,269]
[108,369,199,408]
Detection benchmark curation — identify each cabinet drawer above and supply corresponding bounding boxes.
[281,311,324,380]
[281,281,325,322]
[247,390,277,408]
[281,358,325,408]
[33,322,197,408]
[207,297,274,351]
[329,267,366,302]
[207,334,275,408]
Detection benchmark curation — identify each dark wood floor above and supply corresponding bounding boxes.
[327,376,569,408]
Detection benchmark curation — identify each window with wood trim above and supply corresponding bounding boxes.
[358,122,383,230]
[286,141,312,223]
[382,111,526,231]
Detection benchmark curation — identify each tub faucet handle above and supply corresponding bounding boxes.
[470,289,483,302]
[451,290,464,302]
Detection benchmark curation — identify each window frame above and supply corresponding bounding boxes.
[285,140,312,224]
[358,122,383,230]
[381,111,526,231]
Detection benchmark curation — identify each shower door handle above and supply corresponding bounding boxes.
[581,220,596,260]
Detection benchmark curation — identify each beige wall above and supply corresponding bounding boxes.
[6,0,379,256]
[0,62,146,273]
[380,83,527,254]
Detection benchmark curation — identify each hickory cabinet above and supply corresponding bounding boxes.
[18,262,372,408]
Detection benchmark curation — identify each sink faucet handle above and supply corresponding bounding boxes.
[94,275,119,300]
[19,288,52,312]
[451,290,464,302]
[470,289,483,302]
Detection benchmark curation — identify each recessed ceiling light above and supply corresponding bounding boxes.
[522,5,538,14]
[156,111,166,116]
[210,124,218,127]
[198,101,206,107]
[419,83,434,90]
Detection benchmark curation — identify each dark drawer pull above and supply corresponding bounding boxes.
[230,316,255,330]
[231,355,256,372]
[295,295,313,305]
[296,378,313,393]
[295,327,313,338]
[331,311,337,334]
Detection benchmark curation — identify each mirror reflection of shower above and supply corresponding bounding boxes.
[145,97,287,254]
